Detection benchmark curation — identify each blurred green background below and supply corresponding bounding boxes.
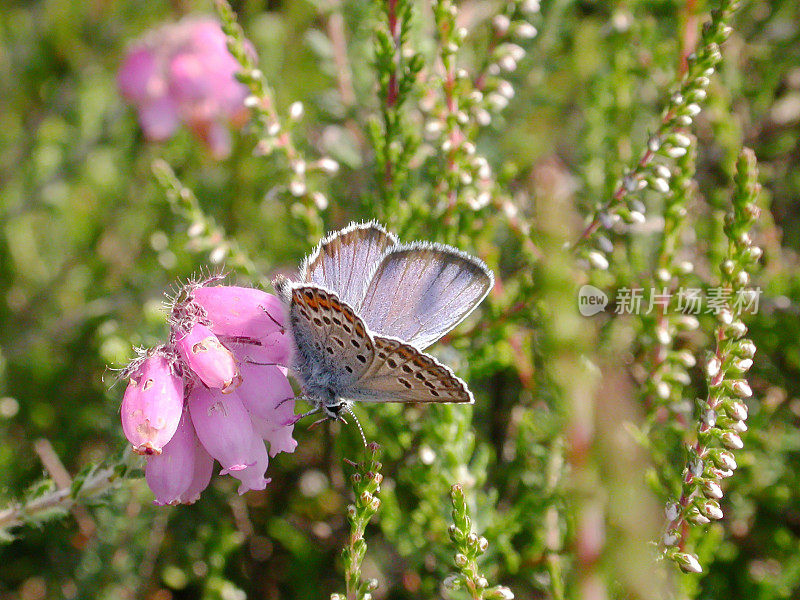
[2,0,800,599]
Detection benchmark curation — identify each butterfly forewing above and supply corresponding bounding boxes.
[357,244,493,350]
[343,335,473,404]
[288,285,375,388]
[301,221,398,308]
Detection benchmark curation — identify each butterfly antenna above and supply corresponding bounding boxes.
[345,405,368,448]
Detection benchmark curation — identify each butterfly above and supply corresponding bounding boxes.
[273,221,493,421]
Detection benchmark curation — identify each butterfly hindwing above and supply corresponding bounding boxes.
[301,221,399,308]
[342,335,473,404]
[356,243,494,350]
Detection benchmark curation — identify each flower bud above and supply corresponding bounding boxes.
[665,502,680,521]
[454,553,469,567]
[737,340,756,358]
[516,23,538,39]
[706,356,721,379]
[727,320,747,339]
[121,353,184,455]
[675,552,702,573]
[443,575,461,590]
[686,507,710,525]
[587,251,609,270]
[728,400,748,421]
[701,500,723,520]
[731,420,747,433]
[731,380,752,398]
[176,323,240,392]
[703,480,723,500]
[721,431,744,450]
[318,158,339,174]
[716,450,737,471]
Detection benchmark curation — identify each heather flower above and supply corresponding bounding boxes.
[118,17,252,158]
[175,322,241,392]
[180,440,215,504]
[145,409,199,505]
[122,279,296,503]
[190,285,290,365]
[187,385,266,477]
[237,362,298,456]
[120,350,183,455]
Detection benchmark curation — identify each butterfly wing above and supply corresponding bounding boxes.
[301,221,399,308]
[343,335,473,404]
[356,243,494,350]
[282,284,376,394]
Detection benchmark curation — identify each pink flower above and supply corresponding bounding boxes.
[191,285,290,366]
[117,17,252,158]
[123,280,298,505]
[179,439,215,504]
[175,322,241,392]
[229,435,271,494]
[120,352,183,455]
[187,385,264,476]
[237,362,298,456]
[145,409,198,505]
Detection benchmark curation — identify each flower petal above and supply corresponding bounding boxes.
[229,436,271,494]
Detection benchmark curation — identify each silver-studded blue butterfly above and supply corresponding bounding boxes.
[274,221,493,421]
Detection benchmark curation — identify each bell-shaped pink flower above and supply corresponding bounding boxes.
[145,409,197,505]
[176,323,240,392]
[179,438,215,504]
[191,286,290,365]
[229,436,271,495]
[188,385,263,475]
[237,362,298,457]
[117,17,252,158]
[121,354,183,455]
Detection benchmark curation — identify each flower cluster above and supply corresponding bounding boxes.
[663,148,761,572]
[578,0,738,261]
[445,484,514,599]
[426,0,539,213]
[117,17,253,158]
[120,280,296,505]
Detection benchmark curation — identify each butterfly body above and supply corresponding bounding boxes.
[275,222,493,420]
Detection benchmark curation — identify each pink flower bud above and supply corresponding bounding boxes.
[188,386,262,476]
[121,354,183,455]
[176,323,240,392]
[145,410,197,505]
[237,362,297,456]
[191,286,290,365]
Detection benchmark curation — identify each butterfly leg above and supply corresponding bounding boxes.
[281,406,320,426]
